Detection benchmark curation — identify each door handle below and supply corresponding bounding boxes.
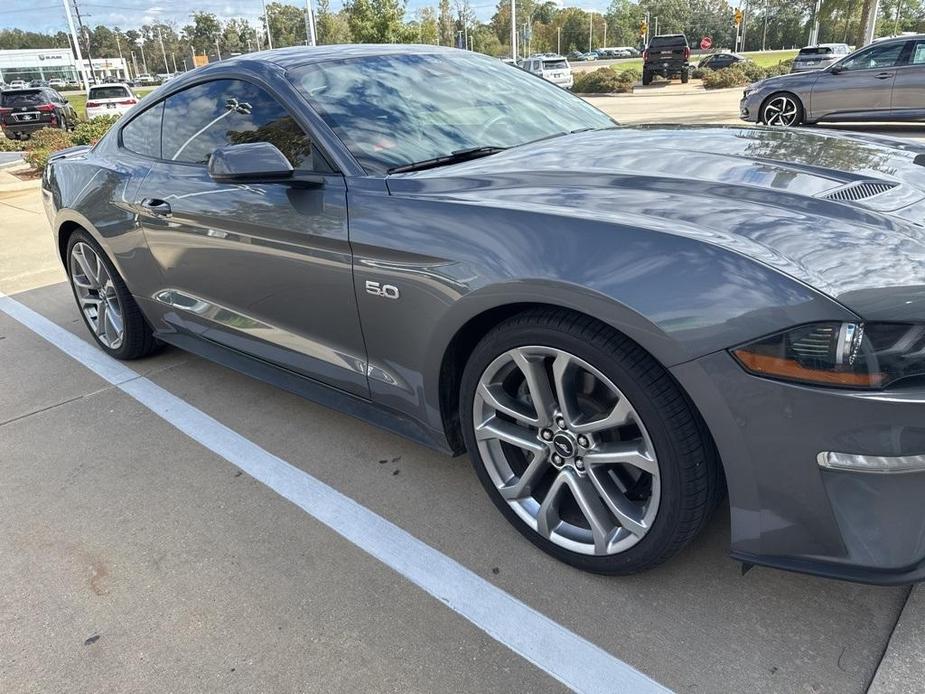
[875,72,894,79]
[141,198,171,216]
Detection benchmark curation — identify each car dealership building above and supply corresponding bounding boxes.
[0,48,128,84]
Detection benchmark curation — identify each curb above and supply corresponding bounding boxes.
[0,156,25,170]
[0,175,40,196]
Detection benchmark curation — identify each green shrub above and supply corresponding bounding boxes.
[21,127,73,172]
[690,66,713,80]
[702,64,752,89]
[740,61,769,82]
[72,114,120,146]
[616,68,641,83]
[573,67,635,94]
[764,60,792,77]
[0,136,24,152]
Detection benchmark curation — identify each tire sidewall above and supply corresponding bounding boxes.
[460,320,689,573]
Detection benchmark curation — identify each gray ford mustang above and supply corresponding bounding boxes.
[43,45,925,584]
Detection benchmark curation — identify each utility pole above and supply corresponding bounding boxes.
[263,0,274,49]
[138,40,148,74]
[71,0,95,84]
[808,0,822,44]
[654,15,658,36]
[644,11,650,44]
[115,31,126,78]
[158,27,169,75]
[172,54,178,73]
[762,0,769,51]
[557,26,561,55]
[742,0,751,50]
[215,37,222,61]
[304,0,317,46]
[603,21,607,48]
[510,0,517,61]
[62,0,91,89]
[893,0,903,34]
[130,50,138,79]
[588,10,593,53]
[859,0,880,45]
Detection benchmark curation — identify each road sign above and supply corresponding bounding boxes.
[734,9,743,25]
[700,36,713,50]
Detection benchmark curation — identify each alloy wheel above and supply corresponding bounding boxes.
[69,241,125,349]
[763,95,800,126]
[472,346,661,556]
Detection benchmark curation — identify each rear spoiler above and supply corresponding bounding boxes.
[47,145,92,163]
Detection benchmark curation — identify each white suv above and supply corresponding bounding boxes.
[86,83,138,119]
[521,55,574,89]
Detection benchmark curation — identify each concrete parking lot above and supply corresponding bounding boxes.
[2,91,925,693]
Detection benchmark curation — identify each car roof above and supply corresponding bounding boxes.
[89,82,132,89]
[228,43,459,71]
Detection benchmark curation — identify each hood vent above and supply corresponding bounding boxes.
[818,180,898,202]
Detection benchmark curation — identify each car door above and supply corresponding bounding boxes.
[132,78,369,397]
[891,39,925,119]
[810,41,908,120]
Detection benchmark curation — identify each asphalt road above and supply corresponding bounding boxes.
[2,91,925,693]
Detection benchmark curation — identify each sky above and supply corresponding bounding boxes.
[0,0,612,35]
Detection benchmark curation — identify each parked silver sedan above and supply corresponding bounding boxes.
[741,34,925,126]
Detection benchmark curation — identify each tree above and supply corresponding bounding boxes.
[438,0,455,45]
[182,12,221,55]
[417,7,440,43]
[265,2,309,47]
[344,0,406,43]
[317,0,354,43]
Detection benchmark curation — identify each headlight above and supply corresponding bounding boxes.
[731,322,925,389]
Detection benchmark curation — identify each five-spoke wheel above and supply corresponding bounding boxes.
[65,229,159,359]
[70,241,126,350]
[461,309,722,574]
[473,346,660,556]
[761,93,803,127]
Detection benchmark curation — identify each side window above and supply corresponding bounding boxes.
[121,101,164,158]
[840,42,905,72]
[160,79,320,169]
[911,41,925,65]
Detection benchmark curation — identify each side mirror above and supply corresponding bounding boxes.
[208,142,293,182]
[829,65,844,75]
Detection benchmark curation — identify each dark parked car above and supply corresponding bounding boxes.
[643,33,690,84]
[43,45,925,584]
[741,34,925,126]
[0,87,77,139]
[697,52,746,70]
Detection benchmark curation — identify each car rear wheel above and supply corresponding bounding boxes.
[642,70,652,86]
[66,230,160,360]
[460,309,722,574]
[761,92,804,127]
[680,70,689,84]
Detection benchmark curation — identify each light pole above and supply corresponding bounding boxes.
[510,0,517,61]
[263,0,274,49]
[61,0,90,89]
[557,26,561,55]
[305,0,317,46]
[588,10,594,53]
[158,27,169,75]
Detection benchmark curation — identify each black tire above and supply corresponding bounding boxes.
[680,69,690,84]
[760,91,804,127]
[642,70,652,86]
[65,229,160,360]
[460,308,723,575]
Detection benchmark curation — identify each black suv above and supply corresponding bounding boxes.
[0,87,78,140]
[642,34,691,85]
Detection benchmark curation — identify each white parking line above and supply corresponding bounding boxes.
[0,291,670,694]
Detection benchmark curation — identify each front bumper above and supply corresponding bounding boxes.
[673,350,925,584]
[739,90,764,122]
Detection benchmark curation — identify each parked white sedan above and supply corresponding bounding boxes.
[86,83,138,119]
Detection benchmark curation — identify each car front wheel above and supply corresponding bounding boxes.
[761,92,804,127]
[66,229,160,360]
[460,309,722,575]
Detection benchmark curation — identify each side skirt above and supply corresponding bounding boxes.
[154,329,456,456]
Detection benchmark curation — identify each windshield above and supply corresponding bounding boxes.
[288,51,614,175]
[649,36,687,48]
[89,86,130,99]
[0,90,44,107]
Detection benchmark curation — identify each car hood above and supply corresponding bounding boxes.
[387,125,925,321]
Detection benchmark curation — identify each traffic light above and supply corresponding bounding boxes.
[734,9,743,25]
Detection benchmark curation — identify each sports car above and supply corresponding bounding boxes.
[43,45,925,583]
